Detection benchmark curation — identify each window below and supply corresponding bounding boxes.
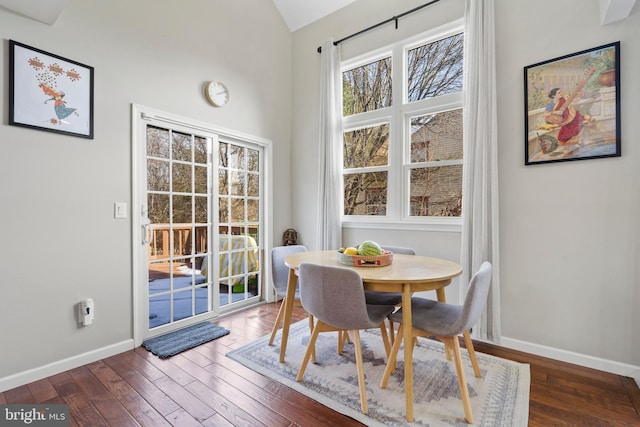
[341,25,464,226]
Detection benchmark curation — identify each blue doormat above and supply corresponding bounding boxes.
[142,322,230,358]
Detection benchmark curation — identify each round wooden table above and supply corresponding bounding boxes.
[282,250,462,421]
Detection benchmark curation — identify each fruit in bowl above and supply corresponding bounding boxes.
[337,241,392,267]
[358,241,383,256]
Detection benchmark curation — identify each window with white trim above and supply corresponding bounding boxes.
[341,24,464,224]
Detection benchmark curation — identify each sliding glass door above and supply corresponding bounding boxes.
[133,106,266,341]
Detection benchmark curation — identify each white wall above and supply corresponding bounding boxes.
[0,0,293,388]
[291,0,640,380]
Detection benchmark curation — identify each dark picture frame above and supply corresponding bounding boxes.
[524,41,620,165]
[9,40,94,139]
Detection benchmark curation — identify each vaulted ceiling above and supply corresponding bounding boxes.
[0,0,636,29]
[271,0,356,31]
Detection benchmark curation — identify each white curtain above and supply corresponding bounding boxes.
[460,0,501,343]
[316,40,343,250]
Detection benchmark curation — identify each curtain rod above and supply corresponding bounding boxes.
[317,0,442,53]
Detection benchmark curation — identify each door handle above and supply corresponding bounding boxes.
[142,224,151,245]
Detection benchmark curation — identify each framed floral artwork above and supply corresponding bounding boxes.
[524,41,620,165]
[9,40,94,139]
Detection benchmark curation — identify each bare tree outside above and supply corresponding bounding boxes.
[407,34,464,102]
[218,143,260,241]
[343,57,392,116]
[342,33,464,217]
[146,126,211,257]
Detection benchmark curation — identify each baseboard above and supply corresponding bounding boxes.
[502,336,640,387]
[0,340,135,393]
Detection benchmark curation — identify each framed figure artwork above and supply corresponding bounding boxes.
[524,41,620,165]
[9,40,94,139]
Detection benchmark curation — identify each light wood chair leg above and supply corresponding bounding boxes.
[338,330,348,354]
[381,324,404,388]
[268,299,286,345]
[445,341,453,360]
[463,331,481,378]
[440,335,474,424]
[352,330,368,414]
[298,323,371,414]
[388,319,395,344]
[308,314,316,364]
[379,323,391,358]
[296,322,322,382]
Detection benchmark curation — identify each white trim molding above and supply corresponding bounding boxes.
[502,336,640,387]
[0,340,134,393]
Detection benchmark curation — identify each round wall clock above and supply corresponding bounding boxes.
[205,81,229,107]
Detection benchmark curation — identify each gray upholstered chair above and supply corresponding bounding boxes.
[365,245,416,342]
[268,245,313,347]
[295,262,395,414]
[380,261,492,424]
[379,245,416,256]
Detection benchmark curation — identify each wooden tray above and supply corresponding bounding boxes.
[337,250,393,267]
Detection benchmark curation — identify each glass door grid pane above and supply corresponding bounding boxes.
[147,125,212,328]
[217,142,261,305]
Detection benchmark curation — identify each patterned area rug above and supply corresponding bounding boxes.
[143,322,229,358]
[227,320,529,426]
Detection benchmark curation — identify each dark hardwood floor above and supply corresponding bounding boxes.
[2,303,639,426]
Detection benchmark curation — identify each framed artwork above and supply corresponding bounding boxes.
[9,40,94,139]
[524,41,620,165]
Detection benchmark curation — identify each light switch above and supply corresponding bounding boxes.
[114,202,127,219]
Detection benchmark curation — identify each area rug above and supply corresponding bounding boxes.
[143,321,230,358]
[227,320,529,426]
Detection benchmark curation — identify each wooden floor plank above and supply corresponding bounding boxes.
[3,385,34,404]
[164,408,202,427]
[103,353,181,417]
[87,360,172,427]
[201,411,237,427]
[48,372,109,427]
[90,397,140,427]
[26,378,58,403]
[183,380,271,427]
[1,303,638,426]
[152,375,215,423]
[264,379,366,426]
[172,354,291,426]
[621,375,640,417]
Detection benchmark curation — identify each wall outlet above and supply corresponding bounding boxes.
[78,298,94,326]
